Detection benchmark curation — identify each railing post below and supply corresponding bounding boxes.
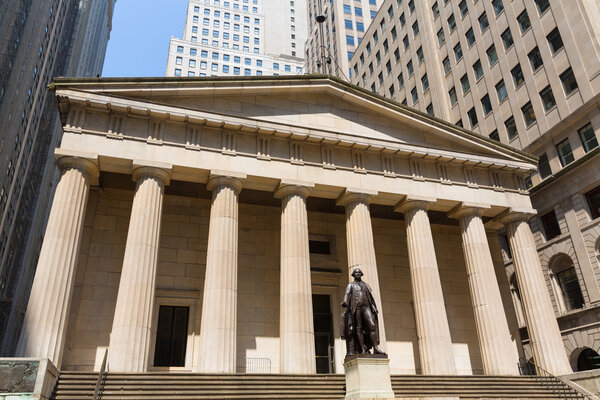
[93,349,108,400]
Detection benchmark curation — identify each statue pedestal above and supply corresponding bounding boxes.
[344,354,395,399]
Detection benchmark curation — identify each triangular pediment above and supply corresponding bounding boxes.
[52,75,536,170]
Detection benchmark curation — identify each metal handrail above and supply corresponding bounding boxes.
[93,349,108,400]
[518,358,590,400]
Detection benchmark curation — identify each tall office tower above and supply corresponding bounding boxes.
[166,0,307,77]
[0,0,115,356]
[349,0,600,371]
[304,0,384,79]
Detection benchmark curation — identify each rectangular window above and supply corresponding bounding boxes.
[538,153,552,179]
[481,94,492,115]
[432,2,439,18]
[501,28,514,49]
[473,59,483,80]
[437,28,445,46]
[426,103,434,116]
[355,7,362,16]
[539,85,556,111]
[511,64,524,87]
[153,306,189,367]
[345,19,353,29]
[408,0,415,13]
[454,42,463,62]
[557,139,575,166]
[356,22,364,32]
[443,57,451,74]
[478,12,489,32]
[449,87,458,105]
[466,27,475,46]
[535,0,550,14]
[461,73,470,94]
[541,210,561,241]
[403,35,409,50]
[487,44,498,65]
[412,21,419,36]
[489,129,499,141]
[560,67,578,95]
[528,47,543,71]
[190,48,197,56]
[468,107,478,127]
[448,14,456,32]
[177,46,184,53]
[547,28,564,53]
[579,123,599,152]
[421,73,429,91]
[459,0,468,17]
[346,35,355,45]
[400,12,405,27]
[492,0,504,15]
[521,102,536,127]
[407,60,414,76]
[505,116,518,139]
[343,4,352,13]
[383,39,389,53]
[517,10,531,32]
[398,72,404,87]
[417,46,424,63]
[496,79,507,102]
[586,185,600,219]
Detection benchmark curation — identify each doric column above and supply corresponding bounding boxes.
[108,164,171,372]
[502,212,572,376]
[275,181,316,374]
[450,205,519,375]
[197,171,245,373]
[396,198,456,375]
[337,189,386,349]
[16,155,98,366]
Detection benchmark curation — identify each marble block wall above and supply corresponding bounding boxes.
[61,187,520,374]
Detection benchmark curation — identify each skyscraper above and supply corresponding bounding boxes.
[304,0,384,79]
[166,0,307,77]
[348,0,600,369]
[0,0,116,356]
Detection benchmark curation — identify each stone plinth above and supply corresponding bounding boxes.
[0,358,59,400]
[344,355,395,399]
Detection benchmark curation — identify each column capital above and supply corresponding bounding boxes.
[448,202,491,220]
[56,152,99,183]
[394,195,437,214]
[132,161,172,186]
[274,180,314,199]
[336,188,378,207]
[207,170,246,193]
[495,207,537,225]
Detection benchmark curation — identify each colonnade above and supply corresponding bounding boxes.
[16,158,572,376]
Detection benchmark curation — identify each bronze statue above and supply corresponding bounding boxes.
[341,268,384,356]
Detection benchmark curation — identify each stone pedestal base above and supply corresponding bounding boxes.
[0,358,59,400]
[344,355,395,399]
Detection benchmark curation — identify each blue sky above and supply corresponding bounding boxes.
[102,0,188,77]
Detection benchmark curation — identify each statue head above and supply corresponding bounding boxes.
[351,268,363,280]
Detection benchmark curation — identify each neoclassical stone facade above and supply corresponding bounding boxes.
[16,76,572,377]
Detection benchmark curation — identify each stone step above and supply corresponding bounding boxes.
[51,372,582,400]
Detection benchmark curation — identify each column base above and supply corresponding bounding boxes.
[344,355,395,399]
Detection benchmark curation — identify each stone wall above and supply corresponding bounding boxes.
[62,187,520,374]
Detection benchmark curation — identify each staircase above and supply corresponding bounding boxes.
[51,371,587,399]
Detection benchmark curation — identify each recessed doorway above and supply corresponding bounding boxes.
[313,294,335,373]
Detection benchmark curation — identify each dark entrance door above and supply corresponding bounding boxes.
[313,294,335,373]
[153,305,189,367]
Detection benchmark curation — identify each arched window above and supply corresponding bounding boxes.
[550,255,584,312]
[577,348,600,372]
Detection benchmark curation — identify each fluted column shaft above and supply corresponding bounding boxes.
[276,184,316,374]
[398,200,456,375]
[503,214,572,376]
[108,166,170,372]
[338,191,386,349]
[197,175,244,373]
[16,156,98,366]
[454,208,519,375]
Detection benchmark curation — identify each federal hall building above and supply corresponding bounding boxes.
[16,75,576,379]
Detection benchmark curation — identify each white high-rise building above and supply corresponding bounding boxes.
[166,0,307,77]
